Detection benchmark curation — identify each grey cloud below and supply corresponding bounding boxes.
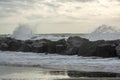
[117,0,120,1]
[42,2,60,8]
[57,0,95,3]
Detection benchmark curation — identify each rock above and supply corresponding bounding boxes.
[0,37,120,58]
[31,39,49,53]
[64,47,79,55]
[67,36,89,47]
[78,40,118,57]
[48,39,66,53]
[116,44,120,58]
[0,42,9,51]
[18,43,32,52]
[56,44,66,53]
[8,39,22,51]
[93,43,117,57]
[67,71,119,77]
[65,36,89,55]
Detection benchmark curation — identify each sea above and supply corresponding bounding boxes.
[1,26,120,80]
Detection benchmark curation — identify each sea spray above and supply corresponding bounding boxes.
[11,24,34,40]
[82,25,120,41]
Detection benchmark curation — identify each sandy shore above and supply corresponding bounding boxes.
[0,65,69,80]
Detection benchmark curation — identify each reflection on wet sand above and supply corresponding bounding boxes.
[1,65,120,80]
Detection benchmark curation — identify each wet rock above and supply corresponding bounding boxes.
[78,40,118,57]
[31,39,50,53]
[67,36,89,47]
[56,44,66,53]
[0,42,9,51]
[65,36,89,55]
[8,39,22,51]
[116,44,120,58]
[78,40,105,57]
[93,43,117,57]
[18,43,32,52]
[0,37,120,58]
[67,71,119,77]
[48,39,66,53]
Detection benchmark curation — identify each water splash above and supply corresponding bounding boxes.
[11,24,33,40]
[82,25,120,41]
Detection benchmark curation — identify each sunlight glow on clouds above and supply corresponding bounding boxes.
[0,0,120,34]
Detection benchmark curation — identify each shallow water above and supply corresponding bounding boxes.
[0,51,120,73]
[0,65,69,80]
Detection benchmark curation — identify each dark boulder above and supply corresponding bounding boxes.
[31,39,50,53]
[78,40,118,58]
[0,42,9,51]
[67,36,89,47]
[67,71,119,77]
[65,36,89,55]
[56,44,66,53]
[116,44,120,58]
[93,43,117,57]
[64,47,79,55]
[8,39,23,51]
[48,39,66,53]
[18,43,32,52]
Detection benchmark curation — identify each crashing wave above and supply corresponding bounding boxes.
[11,24,33,40]
[92,25,120,34]
[82,25,120,41]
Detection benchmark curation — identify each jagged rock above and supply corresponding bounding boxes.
[78,40,117,57]
[0,42,9,51]
[65,36,89,55]
[67,36,89,47]
[56,44,66,53]
[8,39,22,51]
[78,40,103,56]
[0,37,120,58]
[18,43,32,52]
[93,43,117,57]
[48,39,66,53]
[116,44,120,58]
[64,47,79,55]
[31,39,50,53]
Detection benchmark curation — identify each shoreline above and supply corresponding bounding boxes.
[0,65,120,78]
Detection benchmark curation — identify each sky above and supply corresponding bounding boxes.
[0,0,120,34]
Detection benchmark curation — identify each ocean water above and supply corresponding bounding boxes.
[0,51,120,73]
[0,51,120,80]
[1,25,120,79]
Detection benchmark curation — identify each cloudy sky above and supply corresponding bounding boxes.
[0,0,120,34]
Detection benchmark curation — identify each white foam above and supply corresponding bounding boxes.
[11,24,33,40]
[0,51,120,73]
[82,25,120,41]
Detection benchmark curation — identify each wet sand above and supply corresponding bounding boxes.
[0,65,69,80]
[1,65,120,80]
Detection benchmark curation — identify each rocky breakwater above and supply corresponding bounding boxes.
[0,36,120,58]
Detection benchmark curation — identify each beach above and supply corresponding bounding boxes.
[0,65,69,80]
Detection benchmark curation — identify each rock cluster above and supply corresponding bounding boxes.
[0,36,120,58]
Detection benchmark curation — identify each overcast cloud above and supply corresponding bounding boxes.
[0,0,120,34]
